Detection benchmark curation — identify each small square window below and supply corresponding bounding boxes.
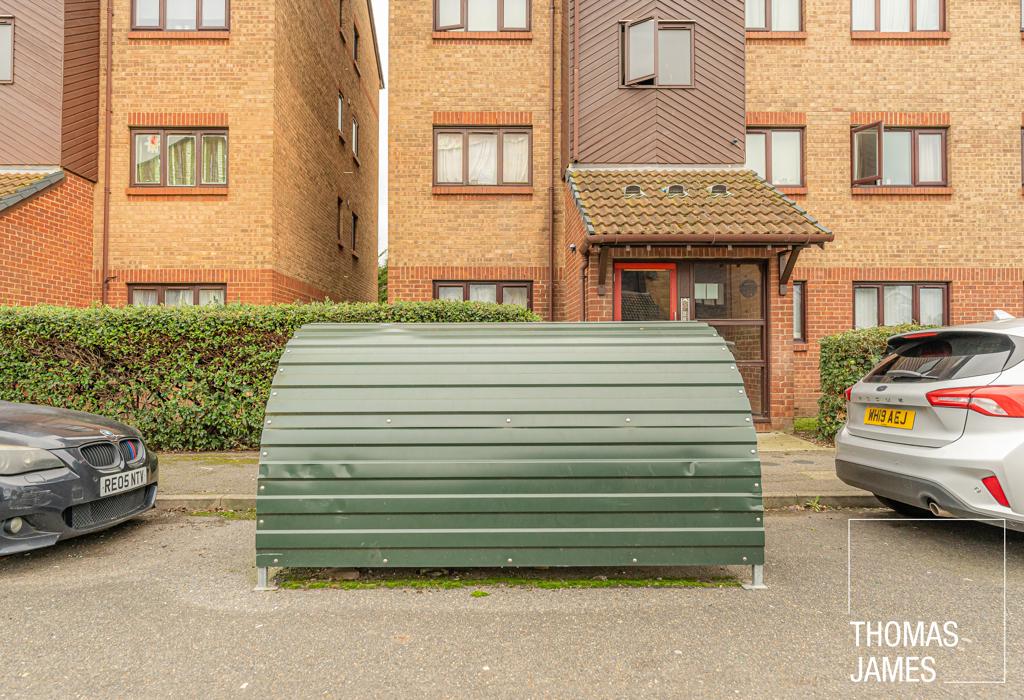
[745,128,803,187]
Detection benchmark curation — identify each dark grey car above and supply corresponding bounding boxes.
[0,401,158,556]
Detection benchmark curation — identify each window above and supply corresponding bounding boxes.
[338,0,343,26]
[351,118,359,157]
[337,93,344,136]
[745,129,804,186]
[851,123,946,187]
[434,281,533,308]
[132,0,229,30]
[851,0,943,32]
[746,0,802,31]
[793,281,806,341]
[353,26,359,62]
[621,20,693,87]
[434,0,530,32]
[350,212,359,251]
[336,198,344,248]
[131,129,228,187]
[129,284,227,306]
[0,18,13,84]
[853,283,947,328]
[434,127,531,186]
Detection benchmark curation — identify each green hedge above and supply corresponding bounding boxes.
[0,301,539,451]
[815,324,925,441]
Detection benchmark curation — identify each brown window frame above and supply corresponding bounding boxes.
[793,281,807,342]
[433,281,534,309]
[746,127,805,187]
[746,0,804,32]
[852,282,949,328]
[433,0,532,32]
[432,127,533,186]
[0,17,13,85]
[850,0,945,32]
[620,19,695,88]
[130,128,229,188]
[351,118,359,158]
[131,0,230,31]
[353,25,359,63]
[337,93,345,141]
[336,197,344,249]
[350,212,359,252]
[128,283,228,306]
[850,124,947,187]
[1020,128,1024,185]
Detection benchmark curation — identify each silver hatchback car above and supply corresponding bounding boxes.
[835,316,1024,531]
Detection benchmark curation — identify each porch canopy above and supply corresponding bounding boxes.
[567,168,833,292]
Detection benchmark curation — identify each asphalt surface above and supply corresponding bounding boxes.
[3,509,1020,698]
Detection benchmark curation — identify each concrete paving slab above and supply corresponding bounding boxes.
[757,431,831,452]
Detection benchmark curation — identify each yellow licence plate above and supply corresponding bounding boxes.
[864,406,916,430]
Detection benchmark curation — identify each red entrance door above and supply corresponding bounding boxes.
[613,262,678,321]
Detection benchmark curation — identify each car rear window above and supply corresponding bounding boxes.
[864,333,1016,384]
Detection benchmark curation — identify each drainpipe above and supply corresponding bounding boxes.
[548,0,556,321]
[100,0,114,304]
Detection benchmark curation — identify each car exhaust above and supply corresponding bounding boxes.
[928,501,954,518]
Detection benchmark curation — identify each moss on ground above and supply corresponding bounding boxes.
[188,508,257,520]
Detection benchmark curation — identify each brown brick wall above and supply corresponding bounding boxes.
[388,0,561,318]
[103,267,334,305]
[747,0,1024,415]
[0,173,95,306]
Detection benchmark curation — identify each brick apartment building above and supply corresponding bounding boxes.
[0,0,382,307]
[388,0,1024,428]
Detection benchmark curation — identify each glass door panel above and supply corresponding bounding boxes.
[614,263,677,321]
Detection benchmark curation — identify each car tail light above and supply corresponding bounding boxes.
[925,386,1024,418]
[844,386,853,402]
[982,475,1010,508]
[902,331,939,339]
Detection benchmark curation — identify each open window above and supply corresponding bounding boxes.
[434,0,530,32]
[622,19,693,87]
[851,121,882,185]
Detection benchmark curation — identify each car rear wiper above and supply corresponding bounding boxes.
[887,369,939,380]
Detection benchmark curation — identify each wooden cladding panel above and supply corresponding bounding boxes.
[62,0,101,180]
[570,0,746,165]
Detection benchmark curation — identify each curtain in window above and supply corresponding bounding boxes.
[202,135,227,185]
[167,0,197,30]
[502,133,530,184]
[884,285,913,324]
[135,134,161,184]
[468,133,498,185]
[167,135,196,186]
[504,0,529,29]
[745,133,767,180]
[165,289,194,306]
[771,0,801,31]
[919,288,944,325]
[917,134,943,183]
[134,0,160,27]
[770,131,801,185]
[879,0,910,31]
[466,0,498,31]
[437,286,464,301]
[438,0,462,28]
[656,28,692,85]
[745,0,766,28]
[502,287,529,307]
[469,284,497,303]
[131,290,158,306]
[881,131,912,186]
[915,0,941,30]
[854,288,879,328]
[199,289,225,306]
[201,0,228,28]
[436,133,464,183]
[851,0,875,29]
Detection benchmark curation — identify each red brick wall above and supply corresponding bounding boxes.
[0,173,95,306]
[103,268,333,305]
[389,264,551,314]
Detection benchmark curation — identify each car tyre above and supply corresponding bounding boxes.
[874,494,934,517]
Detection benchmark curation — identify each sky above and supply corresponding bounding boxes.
[372,0,389,257]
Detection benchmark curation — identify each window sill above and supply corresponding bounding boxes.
[352,154,361,167]
[432,31,533,42]
[128,31,230,40]
[338,130,346,144]
[777,186,808,196]
[851,186,952,196]
[745,31,807,41]
[850,31,950,42]
[433,185,533,195]
[126,186,228,197]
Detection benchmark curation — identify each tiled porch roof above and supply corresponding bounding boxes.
[0,170,65,213]
[567,168,832,246]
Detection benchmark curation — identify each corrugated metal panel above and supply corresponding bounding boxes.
[256,323,764,570]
